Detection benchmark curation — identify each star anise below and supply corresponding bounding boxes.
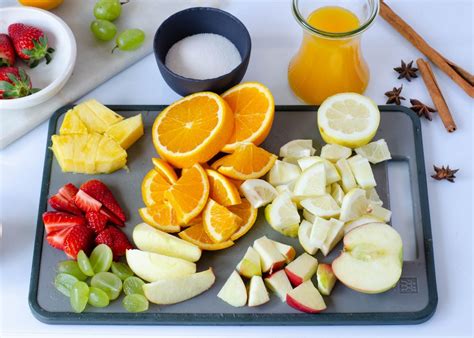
[410,99,437,120]
[431,165,459,183]
[394,60,418,81]
[385,85,405,105]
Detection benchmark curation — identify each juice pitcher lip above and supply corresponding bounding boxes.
[292,0,380,39]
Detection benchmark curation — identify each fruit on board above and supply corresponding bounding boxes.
[114,29,145,52]
[94,0,123,21]
[284,253,318,287]
[347,155,376,189]
[320,218,344,256]
[89,244,113,273]
[264,193,300,237]
[203,199,241,243]
[268,160,301,186]
[90,271,122,300]
[264,269,293,302]
[152,92,234,168]
[122,294,149,313]
[206,169,241,207]
[339,188,369,222]
[331,183,345,206]
[297,157,340,184]
[132,223,201,262]
[0,66,38,99]
[95,226,132,259]
[309,216,331,249]
[105,114,144,149]
[151,158,178,183]
[217,270,247,307]
[316,263,337,296]
[70,281,89,313]
[59,109,88,135]
[178,224,235,251]
[228,199,258,241]
[335,158,357,193]
[320,143,352,162]
[141,168,173,207]
[8,23,54,67]
[18,0,64,10]
[355,139,392,164]
[138,202,181,233]
[90,20,117,41]
[286,280,326,313]
[80,179,125,222]
[270,240,296,263]
[343,215,380,234]
[293,162,326,198]
[239,179,278,209]
[300,194,340,219]
[125,249,196,283]
[236,246,261,278]
[248,275,270,307]
[365,187,383,206]
[221,82,275,152]
[253,236,286,274]
[298,220,318,255]
[279,139,316,158]
[332,223,403,294]
[0,34,15,66]
[143,268,215,305]
[366,203,392,223]
[123,276,145,296]
[317,93,380,148]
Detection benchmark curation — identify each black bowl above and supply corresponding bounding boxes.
[153,7,252,96]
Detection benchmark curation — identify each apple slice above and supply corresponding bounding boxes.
[217,270,247,307]
[367,203,392,222]
[236,246,261,278]
[270,239,296,263]
[309,217,331,248]
[284,252,318,286]
[343,215,380,234]
[316,263,337,296]
[248,275,270,307]
[320,218,344,256]
[133,223,201,262]
[126,249,196,282]
[332,223,403,294]
[264,270,293,302]
[286,280,326,313]
[298,220,318,255]
[143,268,215,304]
[253,236,286,274]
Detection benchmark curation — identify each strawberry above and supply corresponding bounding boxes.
[95,226,132,260]
[48,194,82,215]
[100,208,125,227]
[8,23,55,68]
[63,225,94,259]
[85,211,108,234]
[74,189,102,213]
[58,183,79,201]
[46,226,74,250]
[80,180,126,222]
[0,66,39,99]
[42,211,85,234]
[0,34,15,66]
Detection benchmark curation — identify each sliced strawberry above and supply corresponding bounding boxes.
[74,189,102,213]
[100,208,125,227]
[48,194,82,215]
[58,183,79,201]
[63,225,94,259]
[46,226,74,250]
[42,211,85,234]
[95,226,132,260]
[85,211,108,234]
[80,180,126,222]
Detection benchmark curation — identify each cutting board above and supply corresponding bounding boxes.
[0,0,223,149]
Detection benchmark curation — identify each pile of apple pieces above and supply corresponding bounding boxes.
[217,236,336,313]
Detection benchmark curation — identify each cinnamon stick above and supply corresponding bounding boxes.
[417,58,457,132]
[380,0,474,98]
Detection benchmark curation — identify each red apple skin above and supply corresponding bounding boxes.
[268,261,286,275]
[286,248,296,262]
[284,267,303,287]
[286,294,326,313]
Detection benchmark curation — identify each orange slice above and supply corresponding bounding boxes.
[152,92,234,168]
[203,199,242,243]
[164,163,209,224]
[178,224,234,251]
[211,143,277,180]
[141,169,172,207]
[139,202,181,233]
[152,158,178,183]
[221,82,275,153]
[206,169,241,207]
[229,199,258,241]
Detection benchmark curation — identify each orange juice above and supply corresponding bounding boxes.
[288,6,370,104]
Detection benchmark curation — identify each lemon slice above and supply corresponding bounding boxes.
[300,194,340,219]
[367,203,392,222]
[317,93,380,148]
[239,179,278,208]
[320,144,352,162]
[268,160,301,186]
[279,139,316,158]
[343,215,381,234]
[347,155,376,189]
[293,162,326,198]
[339,188,368,222]
[297,156,340,185]
[365,187,383,206]
[330,183,345,206]
[335,158,357,193]
[355,139,392,164]
[265,193,300,237]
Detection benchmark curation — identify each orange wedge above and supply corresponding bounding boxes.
[164,163,209,224]
[152,92,234,168]
[178,224,234,251]
[206,169,241,207]
[203,199,242,243]
[211,143,277,180]
[141,169,172,207]
[221,82,275,153]
[152,158,178,183]
[139,202,181,233]
[229,199,258,241]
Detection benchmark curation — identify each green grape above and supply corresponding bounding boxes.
[89,244,113,273]
[77,250,94,276]
[90,20,117,41]
[115,29,145,51]
[57,261,87,281]
[70,281,89,313]
[91,272,122,300]
[111,261,133,280]
[54,273,79,297]
[123,276,145,296]
[88,287,110,308]
[122,294,149,313]
[93,0,122,21]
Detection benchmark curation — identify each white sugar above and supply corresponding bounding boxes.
[165,33,242,80]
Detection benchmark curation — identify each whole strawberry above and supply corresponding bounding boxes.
[8,23,55,68]
[0,34,15,66]
[0,67,39,99]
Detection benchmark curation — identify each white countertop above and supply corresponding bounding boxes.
[1,0,472,337]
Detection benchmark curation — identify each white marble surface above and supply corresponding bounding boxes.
[0,0,473,337]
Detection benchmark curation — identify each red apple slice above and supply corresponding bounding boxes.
[265,270,293,302]
[285,252,318,286]
[270,239,296,263]
[316,263,337,296]
[253,236,286,274]
[248,276,270,307]
[236,246,262,278]
[217,270,247,307]
[286,280,326,313]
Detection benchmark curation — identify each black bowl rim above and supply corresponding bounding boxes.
[153,6,252,84]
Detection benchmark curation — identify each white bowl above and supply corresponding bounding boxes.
[0,6,76,110]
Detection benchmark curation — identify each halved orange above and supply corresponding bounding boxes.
[164,163,209,224]
[211,143,277,180]
[178,224,234,251]
[141,169,172,207]
[221,82,275,153]
[203,199,242,243]
[139,202,181,233]
[152,92,234,168]
[229,199,258,241]
[152,158,178,183]
[206,169,241,207]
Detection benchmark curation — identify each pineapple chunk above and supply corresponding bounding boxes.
[72,134,90,173]
[84,133,102,174]
[105,114,144,150]
[95,135,127,174]
[84,99,123,127]
[51,135,75,172]
[60,109,88,135]
[74,103,109,133]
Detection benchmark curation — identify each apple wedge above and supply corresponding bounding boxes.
[126,249,196,282]
[217,270,247,307]
[316,263,337,296]
[285,252,318,286]
[133,223,201,262]
[320,218,344,256]
[286,280,327,313]
[143,268,215,304]
[236,246,261,278]
[270,240,296,263]
[253,236,286,274]
[343,215,380,235]
[248,275,270,307]
[264,270,293,302]
[332,223,403,294]
[309,217,331,248]
[298,220,318,255]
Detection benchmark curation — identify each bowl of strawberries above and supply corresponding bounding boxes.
[0,6,76,110]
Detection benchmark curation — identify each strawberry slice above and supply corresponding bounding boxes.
[63,225,94,259]
[100,208,125,227]
[95,226,132,260]
[42,211,85,234]
[46,226,74,250]
[80,180,126,222]
[48,194,82,215]
[74,189,102,213]
[85,211,108,234]
[58,183,79,201]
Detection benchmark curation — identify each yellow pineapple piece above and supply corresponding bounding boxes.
[84,99,123,127]
[105,114,144,150]
[51,135,75,172]
[60,109,88,135]
[95,135,127,174]
[72,134,89,173]
[84,133,102,174]
[73,103,109,133]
